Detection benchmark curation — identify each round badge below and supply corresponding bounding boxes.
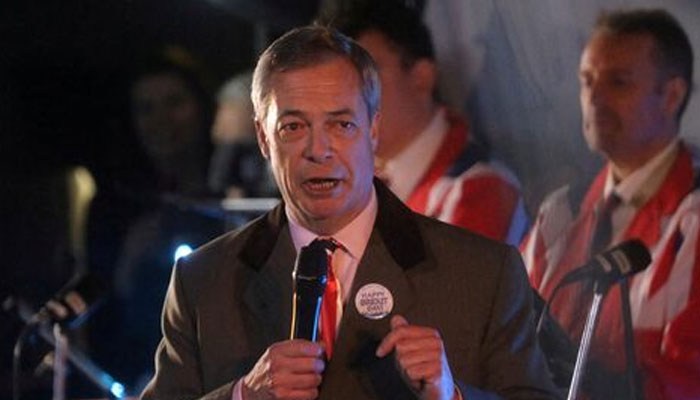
[354,283,394,320]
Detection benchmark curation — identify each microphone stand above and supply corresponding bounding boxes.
[52,324,68,400]
[7,297,126,399]
[620,279,643,400]
[567,281,608,400]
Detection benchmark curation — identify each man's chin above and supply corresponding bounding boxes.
[303,203,345,221]
[584,130,614,152]
[289,198,344,220]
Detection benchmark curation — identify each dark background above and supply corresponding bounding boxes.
[0,0,330,290]
[0,0,324,177]
[0,0,323,397]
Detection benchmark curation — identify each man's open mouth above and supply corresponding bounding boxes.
[304,178,341,191]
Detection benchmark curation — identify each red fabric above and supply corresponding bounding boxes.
[406,114,469,214]
[320,249,337,359]
[405,113,522,242]
[523,144,700,399]
[520,222,549,291]
[448,175,521,241]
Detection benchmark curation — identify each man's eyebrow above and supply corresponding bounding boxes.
[578,67,634,77]
[327,108,355,117]
[275,108,356,120]
[277,109,306,119]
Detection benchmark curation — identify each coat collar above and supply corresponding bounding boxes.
[240,178,426,362]
[239,178,426,272]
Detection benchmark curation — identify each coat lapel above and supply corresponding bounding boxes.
[319,180,427,399]
[241,205,296,345]
[338,179,427,342]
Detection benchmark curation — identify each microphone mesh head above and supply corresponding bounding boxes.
[612,239,651,274]
[295,240,330,278]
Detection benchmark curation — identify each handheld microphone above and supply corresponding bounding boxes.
[290,241,329,341]
[560,239,651,288]
[28,273,105,329]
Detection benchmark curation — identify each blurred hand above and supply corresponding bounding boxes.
[242,339,325,400]
[376,315,457,400]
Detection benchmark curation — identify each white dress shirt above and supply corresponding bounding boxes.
[382,107,448,201]
[603,138,680,244]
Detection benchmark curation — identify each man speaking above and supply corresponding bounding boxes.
[141,26,558,400]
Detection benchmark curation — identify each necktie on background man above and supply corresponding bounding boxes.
[590,193,621,256]
[565,193,623,340]
[589,192,642,399]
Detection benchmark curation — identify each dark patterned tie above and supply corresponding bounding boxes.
[590,193,622,256]
[568,193,623,336]
[589,192,641,398]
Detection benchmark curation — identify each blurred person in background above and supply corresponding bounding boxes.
[521,9,699,400]
[129,48,212,197]
[322,0,528,245]
[86,46,223,395]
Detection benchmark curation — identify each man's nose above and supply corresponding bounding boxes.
[304,127,333,162]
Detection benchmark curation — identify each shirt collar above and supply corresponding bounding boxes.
[383,107,448,200]
[287,187,378,260]
[604,138,680,206]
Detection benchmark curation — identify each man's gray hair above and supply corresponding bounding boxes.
[251,25,380,121]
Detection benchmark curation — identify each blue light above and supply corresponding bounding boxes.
[174,244,193,262]
[110,382,125,398]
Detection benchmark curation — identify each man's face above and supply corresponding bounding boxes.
[131,72,202,164]
[255,57,379,235]
[357,30,418,159]
[579,32,674,167]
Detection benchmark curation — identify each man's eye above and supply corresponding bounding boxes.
[279,121,307,135]
[331,120,357,137]
[335,120,357,132]
[277,121,307,140]
[282,122,301,131]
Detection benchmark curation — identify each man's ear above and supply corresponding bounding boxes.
[255,119,270,159]
[370,111,381,151]
[663,76,688,120]
[409,59,437,98]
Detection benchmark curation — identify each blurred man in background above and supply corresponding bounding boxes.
[87,48,223,394]
[521,9,699,400]
[324,1,528,245]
